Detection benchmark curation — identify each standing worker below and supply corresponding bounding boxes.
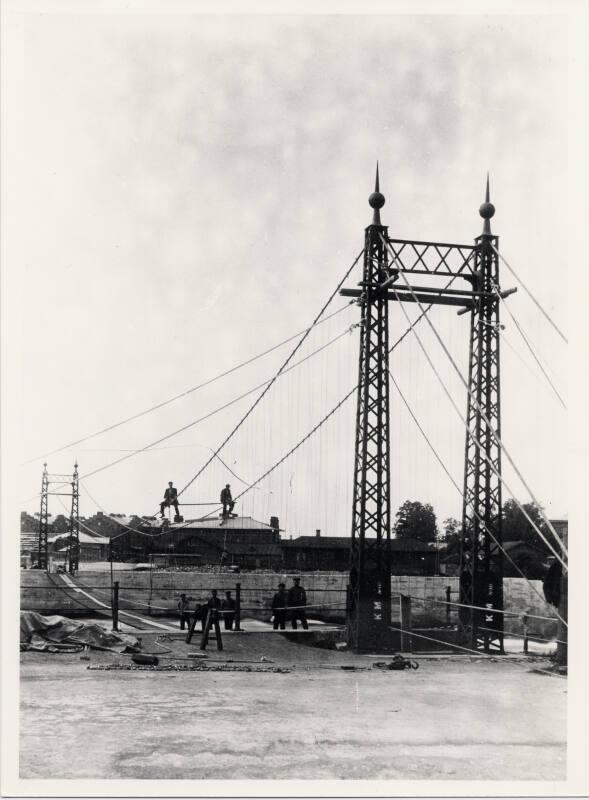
[287,576,309,630]
[272,582,288,630]
[220,484,235,519]
[178,593,191,630]
[160,481,180,519]
[221,590,236,630]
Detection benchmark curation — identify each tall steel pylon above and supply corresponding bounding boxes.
[36,462,80,573]
[65,462,80,574]
[345,166,392,652]
[37,463,50,570]
[459,178,504,653]
[341,169,509,653]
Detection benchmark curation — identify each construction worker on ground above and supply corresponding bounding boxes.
[178,593,191,630]
[220,484,235,518]
[222,590,236,630]
[288,577,309,630]
[272,582,288,630]
[160,481,180,519]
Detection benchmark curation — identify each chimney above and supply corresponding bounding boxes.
[316,529,321,538]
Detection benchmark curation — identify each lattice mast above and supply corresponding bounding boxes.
[347,166,393,652]
[37,463,50,570]
[65,462,80,574]
[459,177,504,653]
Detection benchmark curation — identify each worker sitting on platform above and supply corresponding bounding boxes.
[160,481,180,519]
[220,484,235,519]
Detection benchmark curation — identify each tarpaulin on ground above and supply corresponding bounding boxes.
[20,611,139,653]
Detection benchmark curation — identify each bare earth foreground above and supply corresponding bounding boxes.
[20,625,566,781]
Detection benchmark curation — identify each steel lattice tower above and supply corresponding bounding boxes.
[342,170,509,654]
[346,167,392,652]
[65,462,80,574]
[459,180,504,653]
[37,463,50,570]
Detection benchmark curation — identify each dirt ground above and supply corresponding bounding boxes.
[20,623,567,781]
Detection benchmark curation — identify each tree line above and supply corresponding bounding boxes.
[393,498,562,578]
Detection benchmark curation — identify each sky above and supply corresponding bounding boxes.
[2,4,581,539]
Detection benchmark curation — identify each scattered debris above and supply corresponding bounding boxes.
[131,654,159,666]
[20,611,139,654]
[373,655,419,671]
[187,652,208,659]
[87,663,291,673]
[335,642,348,651]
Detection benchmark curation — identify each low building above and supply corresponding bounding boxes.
[281,532,437,575]
[110,516,283,570]
[49,531,110,562]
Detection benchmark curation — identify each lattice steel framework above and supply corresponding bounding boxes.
[37,463,50,570]
[347,173,392,652]
[36,462,80,573]
[65,462,80,574]
[459,209,504,653]
[342,171,507,653]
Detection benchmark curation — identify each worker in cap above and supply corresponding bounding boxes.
[272,582,288,630]
[160,481,180,519]
[222,589,237,630]
[220,483,235,519]
[177,593,191,630]
[288,577,308,630]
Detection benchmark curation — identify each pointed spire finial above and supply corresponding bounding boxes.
[479,171,495,235]
[368,161,385,225]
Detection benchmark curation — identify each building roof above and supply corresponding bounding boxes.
[49,531,110,545]
[169,516,275,532]
[282,535,434,552]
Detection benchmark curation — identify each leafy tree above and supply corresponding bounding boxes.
[393,500,437,544]
[51,514,70,533]
[439,516,462,555]
[502,499,557,554]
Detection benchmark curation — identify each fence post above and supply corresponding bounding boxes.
[522,614,528,654]
[112,581,120,632]
[235,582,242,631]
[400,594,411,651]
[556,528,568,669]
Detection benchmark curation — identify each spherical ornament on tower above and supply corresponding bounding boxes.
[369,191,385,210]
[479,201,495,220]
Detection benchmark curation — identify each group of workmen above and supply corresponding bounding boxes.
[160,481,236,520]
[177,589,237,632]
[176,577,309,632]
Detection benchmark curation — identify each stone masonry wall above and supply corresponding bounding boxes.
[20,570,558,638]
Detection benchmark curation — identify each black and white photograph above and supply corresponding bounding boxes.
[2,0,587,794]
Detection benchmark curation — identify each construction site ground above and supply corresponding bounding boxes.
[19,615,567,781]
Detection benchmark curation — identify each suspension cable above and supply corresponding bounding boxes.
[22,304,353,466]
[493,284,566,409]
[380,234,568,564]
[386,624,565,679]
[387,283,567,570]
[79,321,357,482]
[176,250,365,500]
[389,370,567,625]
[490,244,568,344]
[163,274,468,530]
